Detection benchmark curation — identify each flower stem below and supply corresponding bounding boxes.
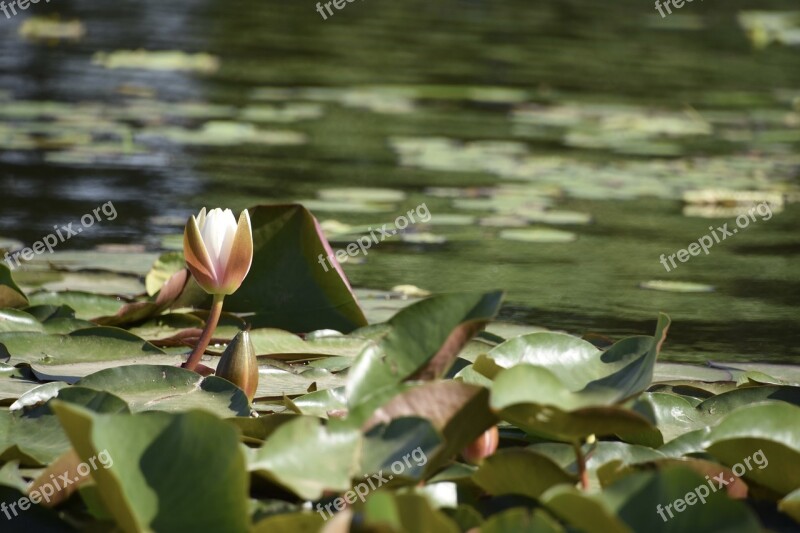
[573,441,590,490]
[184,294,225,371]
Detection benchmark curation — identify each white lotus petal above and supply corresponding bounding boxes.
[200,208,236,279]
[217,209,239,271]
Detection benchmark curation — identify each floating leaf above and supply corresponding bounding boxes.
[0,386,129,465]
[144,252,185,297]
[251,512,326,532]
[248,416,361,500]
[480,508,564,533]
[27,291,124,320]
[92,50,220,73]
[499,228,577,243]
[0,328,164,366]
[0,309,44,333]
[222,205,367,332]
[19,17,85,41]
[317,188,407,204]
[473,448,576,498]
[738,11,800,49]
[77,365,251,417]
[360,381,496,473]
[779,488,800,523]
[347,292,503,406]
[357,492,460,532]
[639,281,715,293]
[543,468,760,532]
[704,402,800,495]
[52,403,249,533]
[490,365,660,445]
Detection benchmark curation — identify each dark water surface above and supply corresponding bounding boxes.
[0,0,798,362]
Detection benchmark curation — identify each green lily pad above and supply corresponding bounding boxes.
[779,488,800,523]
[639,281,716,293]
[0,328,164,366]
[221,205,367,332]
[525,211,592,225]
[18,16,85,41]
[529,442,665,490]
[251,512,326,532]
[52,403,249,533]
[346,291,503,406]
[358,492,460,532]
[639,386,800,443]
[38,271,144,296]
[0,237,23,251]
[484,314,670,401]
[359,381,497,473]
[286,387,347,417]
[499,228,577,243]
[0,375,46,403]
[480,508,564,533]
[473,448,576,499]
[144,252,185,296]
[76,365,251,417]
[92,50,221,73]
[0,308,45,333]
[317,188,407,203]
[246,328,371,360]
[239,103,324,123]
[490,365,661,445]
[360,417,444,480]
[543,467,760,532]
[704,402,800,495]
[28,251,158,276]
[253,365,345,399]
[27,291,124,320]
[0,386,130,465]
[738,11,800,49]
[142,122,305,146]
[248,416,361,500]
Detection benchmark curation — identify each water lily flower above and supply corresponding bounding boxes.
[182,207,253,371]
[184,207,253,296]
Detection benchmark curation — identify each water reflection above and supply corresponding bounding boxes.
[0,0,798,361]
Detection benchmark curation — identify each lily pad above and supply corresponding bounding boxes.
[248,416,361,500]
[76,365,251,417]
[639,281,715,293]
[92,50,221,73]
[52,403,249,532]
[0,328,164,366]
[472,448,576,499]
[346,291,503,406]
[499,228,577,243]
[704,402,800,495]
[223,205,368,332]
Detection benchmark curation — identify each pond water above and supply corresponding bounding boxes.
[0,0,798,362]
